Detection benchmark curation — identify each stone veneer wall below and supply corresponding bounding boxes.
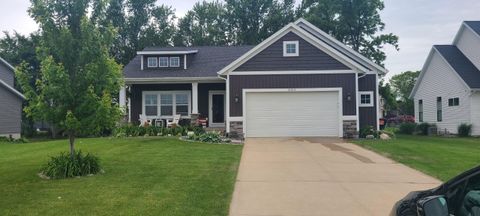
[228,121,244,139]
[343,120,358,139]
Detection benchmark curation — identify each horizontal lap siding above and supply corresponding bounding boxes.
[0,87,22,134]
[234,32,350,71]
[229,74,356,116]
[358,74,378,129]
[0,63,14,87]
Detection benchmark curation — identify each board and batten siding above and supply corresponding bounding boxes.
[358,74,378,129]
[234,32,350,71]
[455,26,480,70]
[471,92,480,136]
[0,85,22,135]
[0,63,14,87]
[413,51,472,134]
[229,74,357,117]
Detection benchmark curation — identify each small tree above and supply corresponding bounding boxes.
[17,0,122,159]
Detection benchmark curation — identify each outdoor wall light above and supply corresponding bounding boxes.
[346,93,352,101]
[234,95,240,103]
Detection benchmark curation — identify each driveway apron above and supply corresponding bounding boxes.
[229,137,441,216]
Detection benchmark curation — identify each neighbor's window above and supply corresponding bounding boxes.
[283,41,299,57]
[437,97,442,122]
[147,57,158,67]
[159,57,169,67]
[175,94,189,115]
[419,99,423,122]
[170,57,180,67]
[144,94,158,116]
[160,94,173,116]
[448,97,460,106]
[359,91,374,107]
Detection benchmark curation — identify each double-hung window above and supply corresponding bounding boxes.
[143,91,191,117]
[159,57,169,67]
[145,94,158,116]
[418,99,423,122]
[160,94,173,116]
[175,94,189,115]
[437,97,442,122]
[147,57,158,68]
[359,91,374,107]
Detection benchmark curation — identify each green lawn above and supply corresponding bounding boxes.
[353,135,480,181]
[0,137,243,216]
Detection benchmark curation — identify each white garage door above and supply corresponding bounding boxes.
[245,91,340,137]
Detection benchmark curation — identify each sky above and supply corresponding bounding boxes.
[0,0,479,80]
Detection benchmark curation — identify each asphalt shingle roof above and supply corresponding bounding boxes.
[123,46,254,78]
[434,45,480,88]
[465,21,480,36]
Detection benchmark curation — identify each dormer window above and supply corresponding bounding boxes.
[283,41,299,57]
[147,57,158,67]
[170,57,180,67]
[159,57,169,67]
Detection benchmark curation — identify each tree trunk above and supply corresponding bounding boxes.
[69,133,75,160]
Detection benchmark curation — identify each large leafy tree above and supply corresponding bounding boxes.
[104,0,176,65]
[379,80,397,116]
[225,0,295,45]
[389,70,420,115]
[298,0,398,65]
[174,1,231,46]
[17,0,123,159]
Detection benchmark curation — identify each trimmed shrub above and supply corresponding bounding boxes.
[399,122,417,135]
[187,132,225,143]
[359,126,378,138]
[41,151,101,179]
[381,127,397,138]
[458,123,472,137]
[416,123,431,136]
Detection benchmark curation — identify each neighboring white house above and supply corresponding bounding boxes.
[410,21,480,136]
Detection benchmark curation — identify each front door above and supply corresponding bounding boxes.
[209,91,225,127]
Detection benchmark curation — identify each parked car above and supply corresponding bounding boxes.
[391,166,480,216]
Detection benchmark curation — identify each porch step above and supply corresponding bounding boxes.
[205,127,225,133]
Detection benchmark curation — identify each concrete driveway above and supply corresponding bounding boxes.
[229,138,441,216]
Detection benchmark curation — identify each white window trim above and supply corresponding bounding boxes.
[142,91,191,119]
[359,91,374,107]
[147,57,158,68]
[283,41,299,57]
[170,57,180,67]
[159,57,169,68]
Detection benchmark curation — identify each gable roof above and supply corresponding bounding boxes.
[123,46,254,80]
[434,45,480,88]
[465,21,480,36]
[0,57,25,100]
[218,19,386,75]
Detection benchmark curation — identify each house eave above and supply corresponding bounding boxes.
[124,77,225,84]
[0,57,15,71]
[0,79,25,100]
[136,50,198,55]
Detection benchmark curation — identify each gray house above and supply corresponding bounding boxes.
[121,19,386,138]
[0,57,24,139]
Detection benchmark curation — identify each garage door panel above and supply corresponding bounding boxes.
[245,91,340,137]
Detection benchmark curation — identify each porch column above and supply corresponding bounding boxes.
[192,82,199,114]
[119,86,127,111]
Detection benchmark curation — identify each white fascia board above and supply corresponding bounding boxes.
[454,22,480,45]
[137,50,198,55]
[0,79,25,99]
[432,46,472,91]
[124,77,225,84]
[294,18,387,74]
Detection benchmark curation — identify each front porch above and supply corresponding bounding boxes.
[120,82,227,129]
